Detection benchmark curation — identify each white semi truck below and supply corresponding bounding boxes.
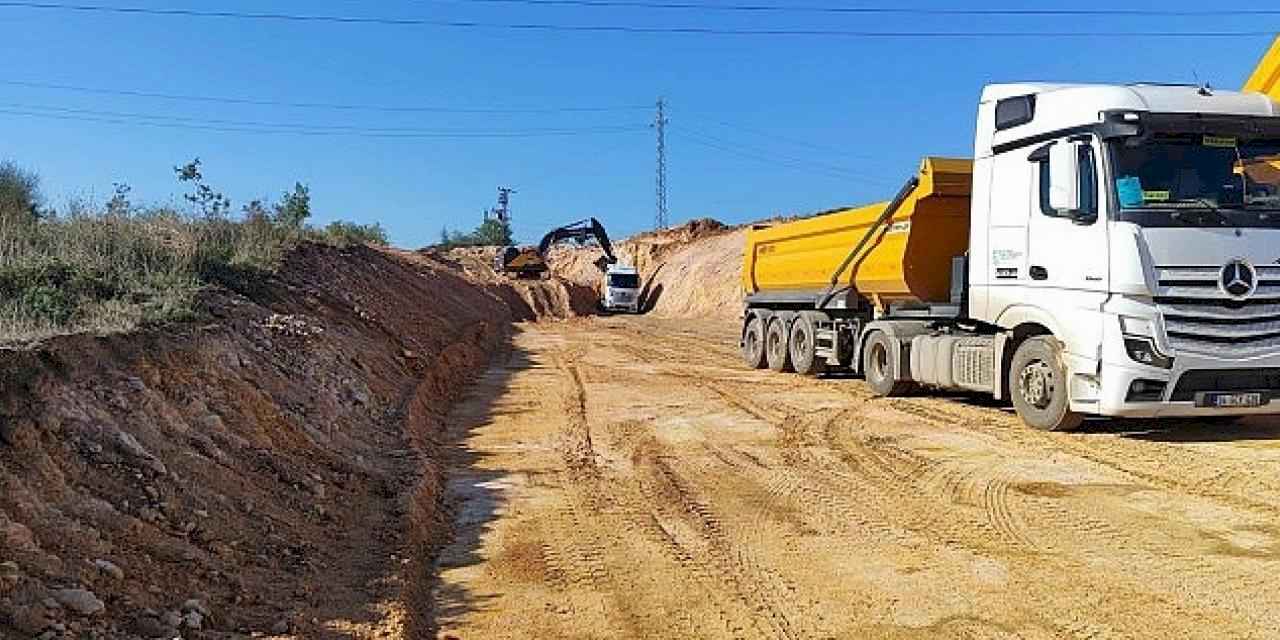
[602,264,641,313]
[741,82,1280,430]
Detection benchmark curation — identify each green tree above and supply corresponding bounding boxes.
[473,219,514,245]
[273,182,311,228]
[106,182,132,217]
[175,158,232,218]
[0,161,42,224]
[439,219,513,248]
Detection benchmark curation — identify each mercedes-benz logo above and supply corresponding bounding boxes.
[1219,258,1258,300]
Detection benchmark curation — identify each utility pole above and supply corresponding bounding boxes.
[495,187,515,226]
[654,97,669,230]
[485,187,516,226]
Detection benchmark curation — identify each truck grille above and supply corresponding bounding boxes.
[1155,265,1280,358]
[1170,368,1280,401]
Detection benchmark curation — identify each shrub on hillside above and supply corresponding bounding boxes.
[0,160,391,346]
[318,220,388,247]
[439,218,513,248]
[0,161,43,224]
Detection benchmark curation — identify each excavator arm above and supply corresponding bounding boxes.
[1245,36,1280,100]
[536,218,618,265]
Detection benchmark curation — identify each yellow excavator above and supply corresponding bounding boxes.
[496,217,618,279]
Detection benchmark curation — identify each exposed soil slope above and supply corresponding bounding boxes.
[620,221,745,320]
[0,243,515,639]
[421,247,599,320]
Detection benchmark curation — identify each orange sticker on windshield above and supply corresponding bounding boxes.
[1203,135,1238,148]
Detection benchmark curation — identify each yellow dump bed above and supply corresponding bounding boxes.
[1245,36,1280,101]
[742,157,972,307]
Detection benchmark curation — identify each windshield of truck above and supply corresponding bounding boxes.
[1110,134,1280,227]
[608,273,640,289]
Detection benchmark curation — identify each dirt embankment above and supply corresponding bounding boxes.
[0,243,519,639]
[619,220,745,320]
[417,246,599,320]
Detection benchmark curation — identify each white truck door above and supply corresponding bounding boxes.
[1026,137,1109,295]
[1022,136,1110,366]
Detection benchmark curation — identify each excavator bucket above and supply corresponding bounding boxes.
[1245,36,1280,100]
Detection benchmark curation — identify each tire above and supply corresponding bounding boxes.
[1009,336,1085,431]
[765,315,794,372]
[862,330,912,397]
[741,314,768,370]
[789,312,826,376]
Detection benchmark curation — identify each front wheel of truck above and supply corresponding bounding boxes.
[1009,336,1085,432]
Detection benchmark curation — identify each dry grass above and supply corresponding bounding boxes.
[0,208,295,346]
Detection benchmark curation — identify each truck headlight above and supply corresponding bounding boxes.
[1120,315,1173,369]
[1124,337,1174,369]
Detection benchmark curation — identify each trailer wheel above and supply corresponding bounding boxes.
[765,315,794,372]
[862,330,912,396]
[1009,336,1084,432]
[789,312,826,376]
[741,314,768,369]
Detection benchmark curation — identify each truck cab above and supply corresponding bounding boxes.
[602,264,641,313]
[972,83,1280,422]
[739,82,1280,430]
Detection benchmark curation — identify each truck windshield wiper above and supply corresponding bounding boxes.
[1166,199,1234,227]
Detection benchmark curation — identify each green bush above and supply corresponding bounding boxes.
[0,160,391,346]
[319,220,388,247]
[439,218,512,248]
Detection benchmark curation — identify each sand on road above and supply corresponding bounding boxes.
[430,316,1280,639]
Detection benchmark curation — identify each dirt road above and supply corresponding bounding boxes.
[431,317,1280,639]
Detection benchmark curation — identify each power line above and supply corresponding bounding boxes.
[676,131,871,183]
[676,127,894,185]
[0,3,1271,37]
[0,100,647,133]
[0,79,650,113]
[674,130,889,185]
[447,0,1280,17]
[675,109,867,159]
[0,105,650,137]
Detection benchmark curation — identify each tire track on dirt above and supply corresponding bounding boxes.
[878,397,1280,633]
[889,396,1280,519]
[703,381,1250,638]
[706,380,1040,554]
[646,456,808,640]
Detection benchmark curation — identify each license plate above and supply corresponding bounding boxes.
[1197,392,1266,408]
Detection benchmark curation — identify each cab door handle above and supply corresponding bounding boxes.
[1029,265,1048,280]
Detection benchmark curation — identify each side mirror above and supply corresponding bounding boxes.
[1048,141,1082,213]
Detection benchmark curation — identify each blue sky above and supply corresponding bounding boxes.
[0,1,1274,246]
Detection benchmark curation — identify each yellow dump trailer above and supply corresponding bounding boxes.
[742,157,972,308]
[1245,36,1280,101]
